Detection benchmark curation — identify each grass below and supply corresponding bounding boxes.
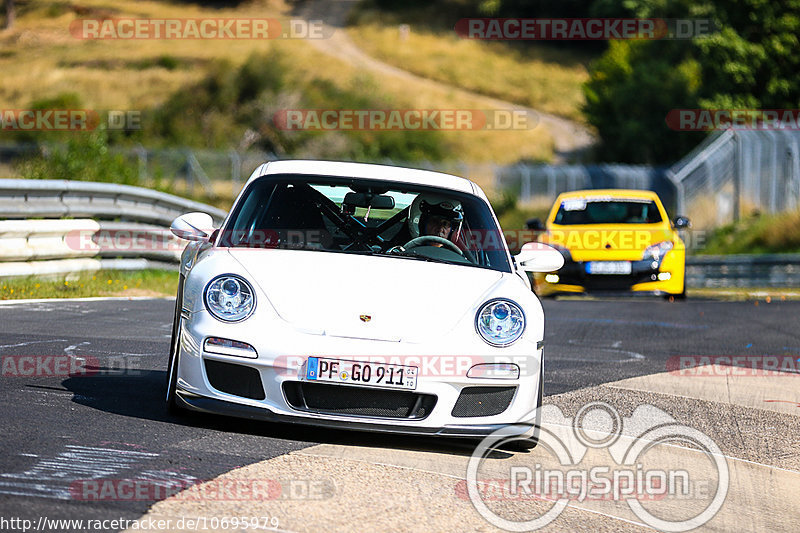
[0,269,178,300]
[699,210,800,255]
[687,288,800,301]
[0,0,556,173]
[347,10,593,122]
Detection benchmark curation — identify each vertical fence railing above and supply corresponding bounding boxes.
[667,127,800,228]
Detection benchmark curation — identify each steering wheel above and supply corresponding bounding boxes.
[403,236,464,256]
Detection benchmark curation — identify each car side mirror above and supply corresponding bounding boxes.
[171,212,214,241]
[525,217,545,231]
[514,242,565,273]
[673,216,691,229]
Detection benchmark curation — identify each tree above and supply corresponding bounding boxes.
[584,0,800,164]
[4,0,14,30]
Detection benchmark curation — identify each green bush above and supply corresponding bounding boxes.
[145,49,446,162]
[17,126,138,185]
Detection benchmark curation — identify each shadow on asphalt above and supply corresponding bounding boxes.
[61,369,518,459]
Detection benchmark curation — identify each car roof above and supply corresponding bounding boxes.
[248,160,477,195]
[555,189,662,201]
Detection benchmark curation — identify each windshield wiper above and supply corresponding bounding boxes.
[381,250,454,265]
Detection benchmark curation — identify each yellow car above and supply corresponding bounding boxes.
[531,189,689,298]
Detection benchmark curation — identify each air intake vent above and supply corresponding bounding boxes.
[283,382,436,419]
[204,359,265,400]
[451,386,516,417]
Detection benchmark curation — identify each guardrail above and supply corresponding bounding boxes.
[686,254,800,288]
[0,180,228,278]
[0,179,227,226]
[1,180,798,287]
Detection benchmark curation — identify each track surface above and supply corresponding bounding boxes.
[0,297,798,531]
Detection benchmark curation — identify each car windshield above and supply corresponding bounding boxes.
[553,198,663,225]
[218,174,511,272]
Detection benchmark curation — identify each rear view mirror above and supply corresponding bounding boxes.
[344,192,395,210]
[514,242,565,273]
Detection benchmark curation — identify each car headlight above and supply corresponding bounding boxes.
[475,299,525,347]
[204,275,255,322]
[642,241,674,261]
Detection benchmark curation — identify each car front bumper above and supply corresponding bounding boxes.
[535,250,685,296]
[174,309,543,438]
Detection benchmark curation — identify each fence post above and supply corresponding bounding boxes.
[546,166,556,198]
[520,163,531,202]
[769,130,779,213]
[229,150,242,196]
[135,144,148,183]
[732,131,740,223]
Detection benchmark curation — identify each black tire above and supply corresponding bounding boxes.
[166,275,185,414]
[504,357,545,452]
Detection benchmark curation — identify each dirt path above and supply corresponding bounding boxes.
[292,0,597,162]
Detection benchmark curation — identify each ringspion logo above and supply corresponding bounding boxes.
[466,402,728,531]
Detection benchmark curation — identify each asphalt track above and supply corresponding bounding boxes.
[0,297,798,532]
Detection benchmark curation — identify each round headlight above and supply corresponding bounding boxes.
[204,275,255,322]
[476,299,525,347]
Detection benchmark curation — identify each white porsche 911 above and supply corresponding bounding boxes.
[166,160,563,440]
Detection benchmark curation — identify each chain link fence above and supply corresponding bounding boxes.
[493,163,674,211]
[667,128,800,228]
[4,128,800,229]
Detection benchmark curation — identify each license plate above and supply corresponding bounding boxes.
[306,357,417,390]
[586,261,632,275]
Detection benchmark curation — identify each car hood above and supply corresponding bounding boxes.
[228,249,505,342]
[542,224,677,261]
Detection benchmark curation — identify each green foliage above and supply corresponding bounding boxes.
[17,126,139,184]
[584,0,800,164]
[583,40,705,162]
[146,48,446,162]
[700,210,800,254]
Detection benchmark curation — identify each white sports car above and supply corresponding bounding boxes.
[166,160,563,440]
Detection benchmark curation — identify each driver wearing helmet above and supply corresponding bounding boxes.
[411,196,464,246]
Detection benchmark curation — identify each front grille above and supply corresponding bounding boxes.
[204,359,266,400]
[557,259,659,291]
[451,386,516,418]
[283,382,436,419]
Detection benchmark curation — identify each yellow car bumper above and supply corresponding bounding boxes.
[534,249,685,296]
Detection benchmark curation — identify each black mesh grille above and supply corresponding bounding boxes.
[283,382,436,419]
[204,359,266,400]
[451,386,516,418]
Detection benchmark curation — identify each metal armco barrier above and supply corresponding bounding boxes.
[686,254,800,288]
[0,179,227,226]
[0,180,227,278]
